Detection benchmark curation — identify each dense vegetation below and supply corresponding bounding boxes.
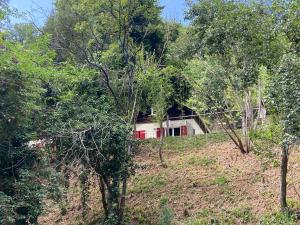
[0,0,299,224]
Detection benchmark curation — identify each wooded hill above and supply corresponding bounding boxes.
[0,0,299,224]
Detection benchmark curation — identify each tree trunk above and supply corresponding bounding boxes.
[158,121,164,163]
[254,78,266,130]
[102,178,113,214]
[280,143,289,212]
[98,176,108,217]
[243,90,253,153]
[218,112,247,154]
[166,115,169,137]
[118,177,127,224]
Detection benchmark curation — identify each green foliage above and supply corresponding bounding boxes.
[251,121,283,169]
[143,65,174,123]
[184,0,286,115]
[158,197,174,225]
[184,57,227,112]
[0,0,8,23]
[277,0,300,54]
[269,53,300,142]
[0,31,55,223]
[0,192,15,225]
[166,26,196,67]
[2,0,300,224]
[45,0,165,62]
[45,63,135,223]
[188,0,284,75]
[9,23,40,44]
[13,170,45,224]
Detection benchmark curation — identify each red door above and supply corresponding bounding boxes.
[181,126,187,136]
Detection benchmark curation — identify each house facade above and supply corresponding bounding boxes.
[134,105,209,140]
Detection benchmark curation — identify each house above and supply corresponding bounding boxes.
[134,104,210,140]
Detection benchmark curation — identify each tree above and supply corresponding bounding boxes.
[10,23,40,44]
[44,65,135,224]
[0,27,59,224]
[184,0,285,153]
[267,0,300,212]
[143,65,174,163]
[269,53,300,211]
[43,2,168,222]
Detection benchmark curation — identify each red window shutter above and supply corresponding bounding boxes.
[133,131,139,139]
[156,128,161,138]
[181,126,187,136]
[139,130,146,139]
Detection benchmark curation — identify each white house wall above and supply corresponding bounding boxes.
[163,119,204,135]
[136,122,160,139]
[136,118,204,139]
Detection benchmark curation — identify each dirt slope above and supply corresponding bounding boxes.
[39,136,300,225]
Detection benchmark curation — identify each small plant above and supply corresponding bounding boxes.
[251,123,282,170]
[131,206,151,225]
[213,175,229,186]
[232,206,254,223]
[199,157,216,166]
[158,197,174,225]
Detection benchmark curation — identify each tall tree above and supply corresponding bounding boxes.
[0,25,59,224]
[268,0,300,211]
[269,53,300,211]
[43,1,167,223]
[142,65,174,163]
[185,0,285,153]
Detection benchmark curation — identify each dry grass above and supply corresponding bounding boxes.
[38,134,300,225]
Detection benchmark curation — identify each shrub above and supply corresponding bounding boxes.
[158,197,174,225]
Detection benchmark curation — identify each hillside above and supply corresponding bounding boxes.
[38,134,300,225]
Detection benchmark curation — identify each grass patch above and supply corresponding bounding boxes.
[232,206,254,223]
[129,206,152,225]
[185,209,235,225]
[130,173,167,194]
[185,206,255,225]
[213,175,229,186]
[259,211,297,225]
[187,156,216,167]
[144,132,228,152]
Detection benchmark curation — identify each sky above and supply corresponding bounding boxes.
[9,0,188,25]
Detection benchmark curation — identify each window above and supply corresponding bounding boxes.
[174,128,180,136]
[151,108,156,116]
